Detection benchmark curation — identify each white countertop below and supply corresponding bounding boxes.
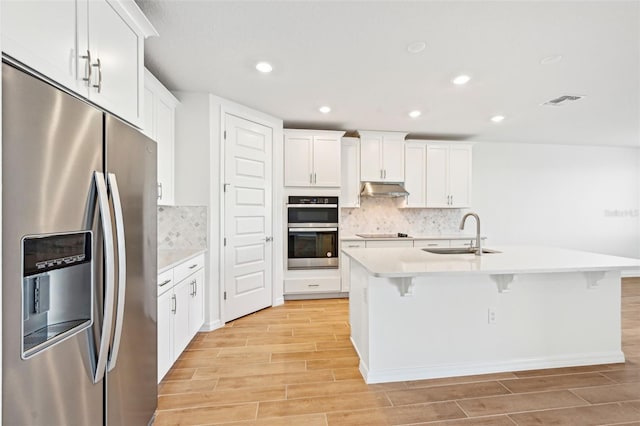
[341,245,640,278]
[341,234,484,241]
[158,248,207,273]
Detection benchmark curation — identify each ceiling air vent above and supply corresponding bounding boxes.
[542,95,585,106]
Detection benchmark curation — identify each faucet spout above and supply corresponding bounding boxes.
[459,212,482,256]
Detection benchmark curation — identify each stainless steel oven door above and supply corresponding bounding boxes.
[287,227,339,269]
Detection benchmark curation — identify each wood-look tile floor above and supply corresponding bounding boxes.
[155,278,640,425]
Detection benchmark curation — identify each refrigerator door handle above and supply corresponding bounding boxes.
[93,171,116,384]
[107,173,127,372]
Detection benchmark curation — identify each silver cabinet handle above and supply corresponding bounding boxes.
[92,58,102,93]
[188,264,198,269]
[159,279,172,287]
[81,50,92,85]
[314,173,317,184]
[310,173,313,184]
[107,173,126,372]
[93,171,116,384]
[384,169,387,179]
[171,294,177,314]
[308,284,320,287]
[190,280,196,296]
[265,236,273,242]
[157,183,163,200]
[347,244,360,248]
[194,280,197,296]
[380,169,383,179]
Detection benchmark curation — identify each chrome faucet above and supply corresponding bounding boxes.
[459,212,482,256]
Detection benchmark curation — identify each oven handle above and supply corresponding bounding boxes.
[288,227,338,232]
[287,223,339,228]
[287,204,338,208]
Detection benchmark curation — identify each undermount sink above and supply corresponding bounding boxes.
[422,247,501,255]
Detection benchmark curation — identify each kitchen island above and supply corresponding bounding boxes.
[342,245,640,384]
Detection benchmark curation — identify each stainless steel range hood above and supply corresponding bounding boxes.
[360,182,409,198]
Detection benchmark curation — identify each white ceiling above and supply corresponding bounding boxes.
[137,0,639,147]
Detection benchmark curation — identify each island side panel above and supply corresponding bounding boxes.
[348,261,371,377]
[363,271,623,384]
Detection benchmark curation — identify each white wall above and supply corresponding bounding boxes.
[472,142,640,262]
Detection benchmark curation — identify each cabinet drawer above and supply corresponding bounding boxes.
[365,240,413,248]
[342,241,366,249]
[450,240,475,248]
[157,269,174,296]
[413,240,450,248]
[284,277,341,294]
[174,253,205,283]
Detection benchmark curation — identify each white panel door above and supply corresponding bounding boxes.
[172,278,192,356]
[449,145,472,207]
[284,133,312,186]
[341,138,360,207]
[156,98,175,204]
[157,289,174,382]
[87,0,142,125]
[224,114,273,322]
[425,145,449,207]
[404,142,426,207]
[1,0,80,94]
[312,136,341,186]
[382,139,405,182]
[360,136,383,181]
[188,269,205,337]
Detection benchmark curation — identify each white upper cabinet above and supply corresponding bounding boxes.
[284,129,345,187]
[358,131,407,182]
[425,142,472,208]
[341,137,360,208]
[1,1,79,92]
[403,141,427,207]
[143,69,179,205]
[1,0,157,127]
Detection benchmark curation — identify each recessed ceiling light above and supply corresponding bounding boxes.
[407,41,427,54]
[319,106,331,114]
[256,62,273,73]
[452,75,471,85]
[491,115,505,123]
[408,110,422,118]
[540,55,563,65]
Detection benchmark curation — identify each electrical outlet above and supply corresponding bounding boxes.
[488,307,497,324]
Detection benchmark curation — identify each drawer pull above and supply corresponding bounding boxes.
[189,264,198,269]
[427,243,438,247]
[347,245,360,248]
[308,284,320,287]
[159,279,172,287]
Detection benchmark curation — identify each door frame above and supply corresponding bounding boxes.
[218,104,283,324]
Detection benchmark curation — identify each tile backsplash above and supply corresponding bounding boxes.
[158,206,207,250]
[340,197,465,235]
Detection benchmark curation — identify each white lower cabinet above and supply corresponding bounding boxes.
[157,286,174,382]
[157,253,206,382]
[412,240,450,248]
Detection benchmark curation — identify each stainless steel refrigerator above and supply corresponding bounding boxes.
[2,60,157,425]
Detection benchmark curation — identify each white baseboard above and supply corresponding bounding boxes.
[361,351,625,384]
[273,297,285,307]
[284,292,349,300]
[200,319,223,332]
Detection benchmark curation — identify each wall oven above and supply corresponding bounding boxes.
[287,196,339,270]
